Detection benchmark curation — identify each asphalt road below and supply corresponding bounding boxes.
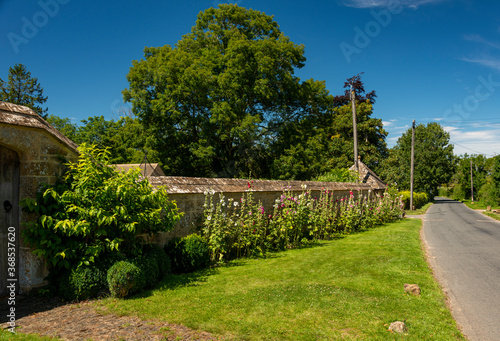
[422,197,500,341]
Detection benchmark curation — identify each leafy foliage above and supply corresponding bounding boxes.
[143,244,172,279]
[268,74,387,180]
[121,5,388,179]
[46,114,79,142]
[314,169,359,183]
[132,255,159,289]
[452,154,488,200]
[21,144,182,274]
[107,261,144,298]
[165,234,210,274]
[380,122,455,198]
[123,4,311,178]
[46,114,160,165]
[58,264,108,301]
[399,191,429,210]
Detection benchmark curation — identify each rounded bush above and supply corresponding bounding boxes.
[58,265,107,301]
[165,234,210,274]
[132,255,159,289]
[143,244,171,279]
[107,261,144,298]
[400,191,429,210]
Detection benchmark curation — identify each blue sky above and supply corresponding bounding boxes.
[1,0,499,157]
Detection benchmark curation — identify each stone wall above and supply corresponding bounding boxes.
[145,176,385,246]
[0,102,78,294]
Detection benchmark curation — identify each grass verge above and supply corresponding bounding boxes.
[483,211,500,221]
[94,219,464,340]
[406,202,433,216]
[462,199,500,210]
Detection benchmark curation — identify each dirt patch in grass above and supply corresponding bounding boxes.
[1,296,223,340]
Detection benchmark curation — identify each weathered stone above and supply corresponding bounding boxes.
[0,101,78,295]
[388,321,408,334]
[487,206,492,211]
[404,283,421,296]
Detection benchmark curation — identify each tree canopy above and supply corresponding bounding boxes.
[122,4,388,179]
[0,63,48,117]
[380,122,455,197]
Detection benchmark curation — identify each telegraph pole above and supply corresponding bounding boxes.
[470,160,474,202]
[410,120,415,211]
[350,85,359,172]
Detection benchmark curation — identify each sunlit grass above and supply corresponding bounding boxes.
[405,202,433,216]
[462,198,500,210]
[0,331,58,341]
[97,219,465,340]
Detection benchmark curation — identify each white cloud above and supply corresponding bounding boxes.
[463,34,500,50]
[382,119,397,127]
[461,57,500,72]
[341,0,448,9]
[383,119,500,156]
[443,125,500,156]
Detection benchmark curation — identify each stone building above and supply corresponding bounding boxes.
[0,101,78,295]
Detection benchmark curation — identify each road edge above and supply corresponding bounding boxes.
[413,212,471,340]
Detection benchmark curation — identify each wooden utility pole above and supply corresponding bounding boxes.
[350,85,359,172]
[470,160,474,202]
[410,120,415,211]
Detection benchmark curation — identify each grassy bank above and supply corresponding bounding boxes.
[94,218,463,340]
[462,199,500,211]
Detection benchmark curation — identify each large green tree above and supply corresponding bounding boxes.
[271,75,388,180]
[46,114,79,142]
[0,64,48,117]
[380,122,455,197]
[123,4,331,178]
[452,154,488,200]
[46,114,158,165]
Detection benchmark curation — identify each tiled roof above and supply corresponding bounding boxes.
[349,159,386,190]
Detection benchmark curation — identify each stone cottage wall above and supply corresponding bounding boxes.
[0,102,78,293]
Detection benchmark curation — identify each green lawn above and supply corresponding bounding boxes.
[2,218,464,340]
[96,218,463,340]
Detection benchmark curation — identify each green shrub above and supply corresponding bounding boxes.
[143,244,171,279]
[58,265,107,301]
[132,255,159,289]
[165,234,210,274]
[479,183,500,207]
[452,184,466,201]
[438,186,452,197]
[21,144,183,275]
[400,191,429,210]
[107,261,144,298]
